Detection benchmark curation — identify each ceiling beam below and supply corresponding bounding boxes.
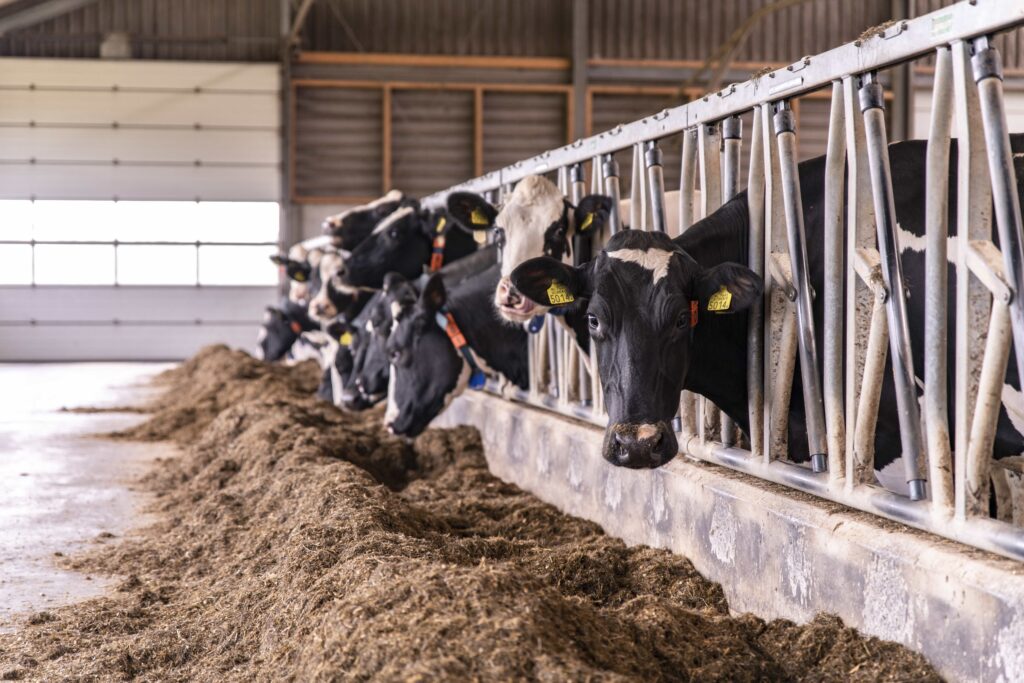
[0,0,102,36]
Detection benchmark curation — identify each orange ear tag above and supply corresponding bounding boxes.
[690,300,698,327]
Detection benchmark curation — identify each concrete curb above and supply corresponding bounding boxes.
[436,391,1024,683]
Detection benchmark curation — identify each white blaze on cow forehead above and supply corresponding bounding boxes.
[327,189,404,225]
[390,300,403,320]
[496,175,565,277]
[607,247,675,284]
[371,205,415,235]
[299,235,333,251]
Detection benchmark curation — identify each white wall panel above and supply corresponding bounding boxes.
[0,127,277,164]
[912,89,1024,139]
[0,163,278,201]
[0,59,278,92]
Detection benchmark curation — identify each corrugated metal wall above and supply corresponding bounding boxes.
[482,91,567,174]
[0,0,281,61]
[391,89,474,196]
[590,92,685,189]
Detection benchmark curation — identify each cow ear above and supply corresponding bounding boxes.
[695,262,763,314]
[574,195,614,236]
[270,254,289,266]
[447,192,497,233]
[510,256,589,308]
[289,262,312,282]
[420,273,447,313]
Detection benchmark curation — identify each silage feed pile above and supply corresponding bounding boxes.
[0,346,941,682]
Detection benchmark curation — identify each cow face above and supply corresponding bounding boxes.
[341,202,428,289]
[349,287,396,405]
[322,190,405,250]
[257,305,302,362]
[447,177,611,325]
[512,230,761,468]
[384,274,465,437]
[270,253,314,302]
[308,251,346,321]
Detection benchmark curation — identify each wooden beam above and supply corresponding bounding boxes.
[473,87,484,177]
[293,195,379,205]
[587,57,790,72]
[291,78,572,94]
[295,51,571,71]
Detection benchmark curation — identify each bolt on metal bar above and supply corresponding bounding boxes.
[973,36,1024,397]
[774,101,828,474]
[601,153,624,235]
[823,82,847,483]
[859,73,927,500]
[644,140,667,233]
[745,107,766,458]
[925,47,956,513]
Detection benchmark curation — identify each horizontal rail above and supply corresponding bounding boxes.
[422,0,1024,208]
[0,240,277,247]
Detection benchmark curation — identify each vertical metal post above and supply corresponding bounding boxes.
[843,75,878,489]
[644,140,667,233]
[630,142,647,230]
[570,163,592,408]
[823,82,847,483]
[773,101,828,474]
[925,47,955,513]
[952,39,993,519]
[746,107,766,458]
[601,154,624,235]
[720,115,742,447]
[859,73,926,500]
[698,122,724,443]
[973,37,1024,396]
[679,129,698,235]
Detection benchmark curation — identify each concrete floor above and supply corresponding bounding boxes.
[0,363,176,631]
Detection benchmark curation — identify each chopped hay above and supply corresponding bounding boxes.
[0,346,942,681]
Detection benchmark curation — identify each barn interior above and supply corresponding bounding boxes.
[1,1,1023,681]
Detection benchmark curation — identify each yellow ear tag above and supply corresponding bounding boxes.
[339,331,353,346]
[293,272,306,282]
[547,281,574,305]
[707,285,733,312]
[473,230,487,245]
[579,212,595,232]
[435,216,447,233]
[470,207,489,225]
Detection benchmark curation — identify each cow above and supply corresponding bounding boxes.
[256,297,320,362]
[340,202,481,291]
[322,190,408,250]
[384,264,529,437]
[511,137,1024,501]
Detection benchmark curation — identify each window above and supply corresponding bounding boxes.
[0,200,279,286]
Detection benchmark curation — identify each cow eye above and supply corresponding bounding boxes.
[587,313,599,331]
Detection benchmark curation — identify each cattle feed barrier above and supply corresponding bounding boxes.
[422,0,1024,562]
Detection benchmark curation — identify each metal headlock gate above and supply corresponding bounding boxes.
[422,0,1024,562]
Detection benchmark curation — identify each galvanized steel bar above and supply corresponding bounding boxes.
[774,101,828,474]
[925,47,956,513]
[973,37,1024,397]
[720,115,742,447]
[644,140,668,233]
[678,128,698,234]
[570,163,591,407]
[859,74,927,500]
[823,82,847,483]
[952,38,994,520]
[601,154,624,235]
[698,122,724,444]
[630,142,646,230]
[746,107,766,458]
[762,102,788,465]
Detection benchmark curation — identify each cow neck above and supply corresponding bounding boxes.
[426,224,479,273]
[445,264,530,391]
[675,192,752,434]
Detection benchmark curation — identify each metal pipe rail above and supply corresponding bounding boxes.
[422,0,1024,561]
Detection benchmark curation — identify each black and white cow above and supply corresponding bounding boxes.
[341,203,481,291]
[256,297,320,362]
[512,138,1024,487]
[322,190,408,251]
[384,264,529,437]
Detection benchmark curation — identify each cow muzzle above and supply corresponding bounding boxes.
[602,422,677,469]
[495,277,538,322]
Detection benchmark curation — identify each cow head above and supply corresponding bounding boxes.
[511,230,761,468]
[270,253,314,303]
[257,304,304,361]
[384,273,465,437]
[308,251,347,322]
[447,175,612,325]
[322,190,405,250]
[348,284,399,406]
[342,202,477,290]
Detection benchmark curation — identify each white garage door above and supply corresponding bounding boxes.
[0,58,281,361]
